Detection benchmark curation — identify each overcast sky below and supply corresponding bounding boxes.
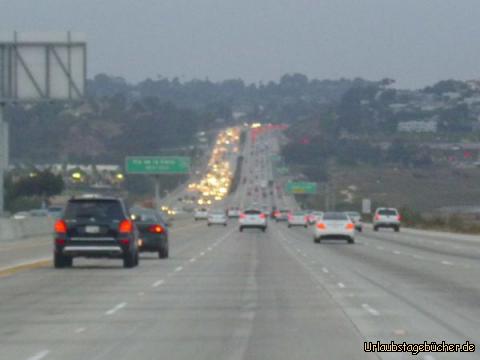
[1,0,479,88]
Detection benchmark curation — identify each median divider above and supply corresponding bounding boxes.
[0,217,54,243]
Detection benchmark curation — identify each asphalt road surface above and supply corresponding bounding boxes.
[1,130,480,360]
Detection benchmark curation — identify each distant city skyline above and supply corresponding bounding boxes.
[1,0,479,89]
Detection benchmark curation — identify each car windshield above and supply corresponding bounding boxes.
[323,212,349,221]
[64,200,124,221]
[378,209,397,216]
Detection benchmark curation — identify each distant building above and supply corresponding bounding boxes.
[398,120,437,133]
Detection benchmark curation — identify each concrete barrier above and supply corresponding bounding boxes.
[0,217,53,242]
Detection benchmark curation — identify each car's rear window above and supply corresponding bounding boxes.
[132,211,158,223]
[378,209,398,216]
[293,211,307,215]
[64,200,125,221]
[245,210,261,214]
[323,212,349,220]
[346,212,360,217]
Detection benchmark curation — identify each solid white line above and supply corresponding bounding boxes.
[441,260,453,266]
[189,257,196,263]
[27,350,50,360]
[199,252,205,256]
[393,250,401,255]
[337,282,345,288]
[362,303,380,316]
[322,267,329,274]
[207,247,212,251]
[74,327,86,334]
[376,246,384,250]
[152,280,164,287]
[105,302,127,316]
[175,266,183,272]
[413,254,424,260]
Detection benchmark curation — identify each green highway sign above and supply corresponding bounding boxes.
[125,156,191,174]
[285,181,317,194]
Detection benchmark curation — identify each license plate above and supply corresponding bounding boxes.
[85,225,100,234]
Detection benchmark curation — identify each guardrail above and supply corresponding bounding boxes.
[0,217,53,242]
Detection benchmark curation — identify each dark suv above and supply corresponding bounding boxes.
[53,196,139,269]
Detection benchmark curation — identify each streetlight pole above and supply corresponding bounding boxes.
[0,105,6,216]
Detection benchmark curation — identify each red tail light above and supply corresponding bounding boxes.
[274,211,280,217]
[119,239,130,245]
[346,223,355,230]
[397,215,401,221]
[55,238,65,246]
[119,219,133,233]
[240,213,246,219]
[259,213,266,219]
[148,224,164,233]
[375,214,380,221]
[54,219,67,233]
[317,223,326,229]
[304,216,309,222]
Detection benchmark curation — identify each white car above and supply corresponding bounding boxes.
[344,211,363,232]
[239,209,267,232]
[208,210,228,226]
[227,207,241,218]
[313,212,355,244]
[194,208,209,221]
[373,208,400,232]
[288,210,308,228]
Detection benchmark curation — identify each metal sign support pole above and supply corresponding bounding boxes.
[0,105,6,216]
[154,176,161,212]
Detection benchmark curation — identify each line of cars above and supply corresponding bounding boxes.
[53,195,170,269]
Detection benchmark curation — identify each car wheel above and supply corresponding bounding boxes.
[262,227,266,232]
[358,227,363,232]
[239,227,243,232]
[304,225,308,228]
[348,238,355,244]
[64,256,73,267]
[224,223,227,227]
[394,226,400,232]
[288,224,291,228]
[374,226,378,232]
[159,247,169,259]
[123,251,136,268]
[314,237,320,244]
[54,252,68,268]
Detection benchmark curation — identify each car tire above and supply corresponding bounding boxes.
[394,226,400,232]
[224,223,227,227]
[358,227,363,232]
[348,238,355,244]
[374,226,378,232]
[239,227,243,232]
[288,224,291,228]
[159,247,169,259]
[314,237,320,244]
[123,251,136,268]
[64,256,73,267]
[304,225,308,228]
[54,252,68,268]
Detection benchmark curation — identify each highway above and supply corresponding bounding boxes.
[1,129,479,360]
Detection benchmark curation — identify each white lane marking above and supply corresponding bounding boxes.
[337,282,345,288]
[199,252,205,256]
[393,250,401,255]
[376,246,384,250]
[207,247,213,251]
[424,355,436,360]
[189,257,196,263]
[175,266,183,272]
[322,267,329,274]
[105,302,127,316]
[138,292,145,296]
[413,254,424,260]
[441,260,454,266]
[27,350,50,360]
[362,303,380,316]
[75,327,86,334]
[152,279,164,288]
[363,242,370,246]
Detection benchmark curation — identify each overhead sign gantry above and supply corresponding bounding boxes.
[0,32,87,214]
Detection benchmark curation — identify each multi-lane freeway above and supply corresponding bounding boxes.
[1,129,479,360]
